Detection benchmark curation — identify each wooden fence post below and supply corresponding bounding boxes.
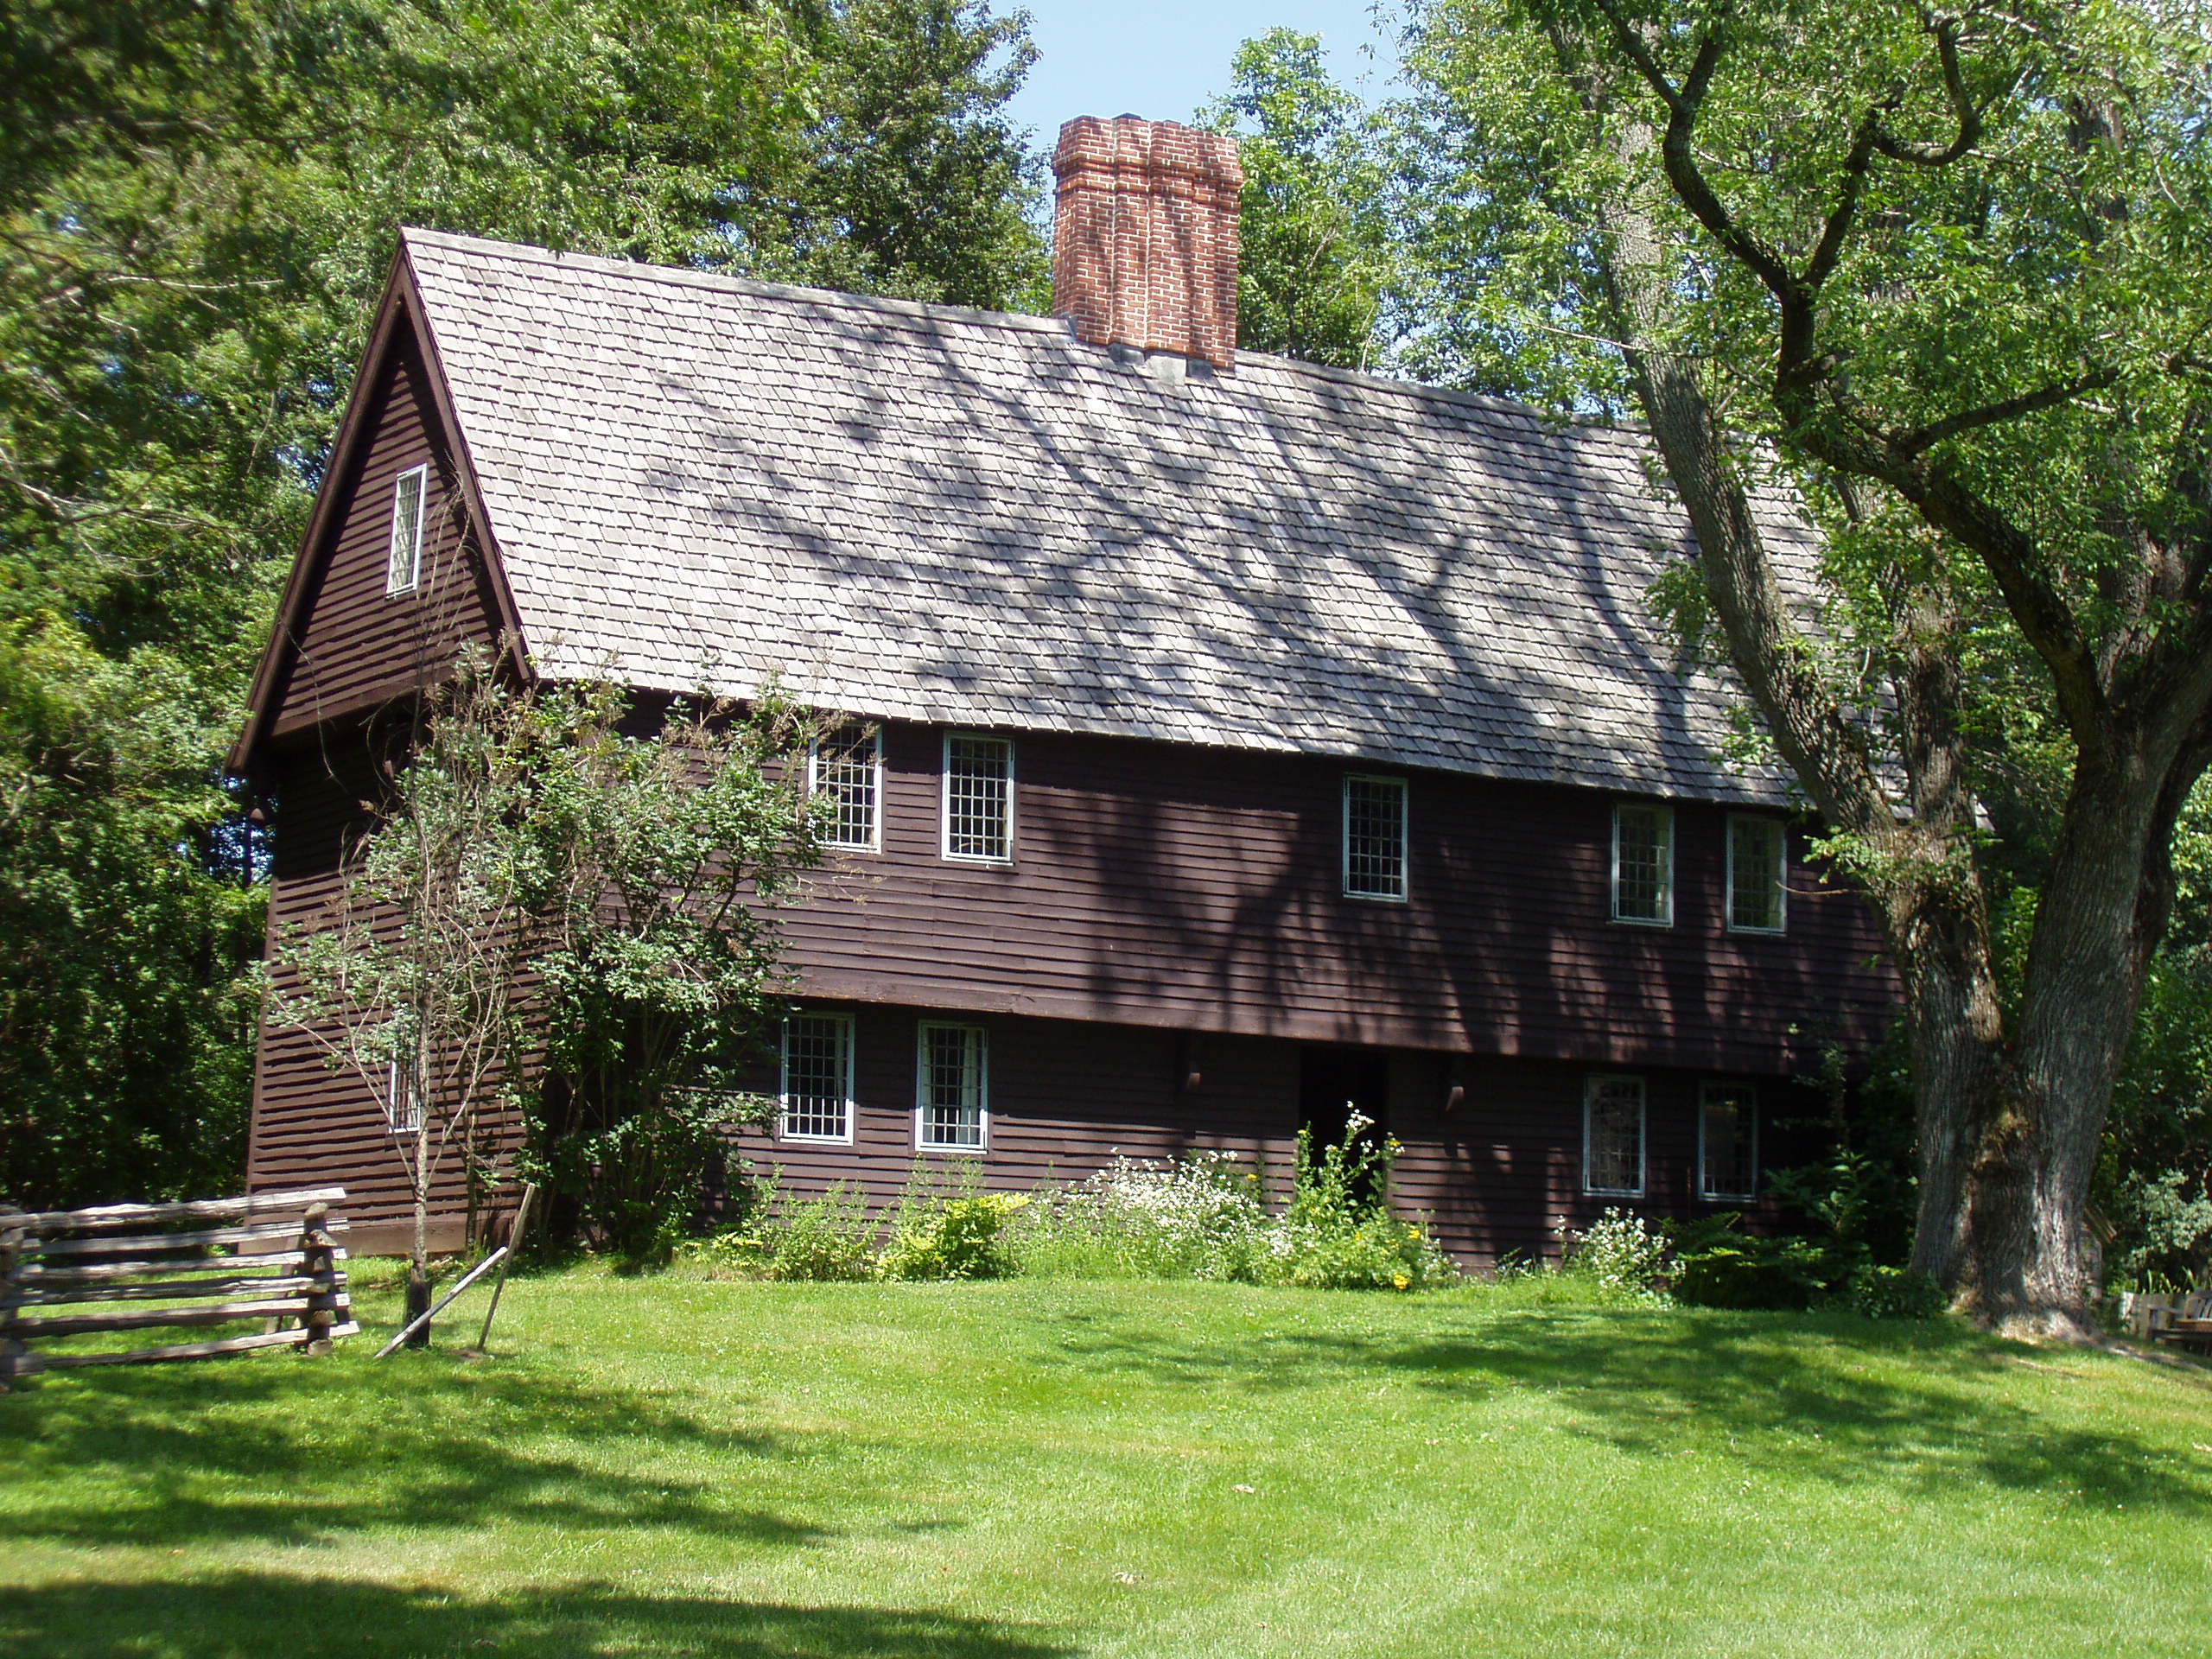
[300,1203,338,1357]
[0,1217,25,1389]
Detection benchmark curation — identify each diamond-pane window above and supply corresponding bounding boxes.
[781,1013,855,1142]
[1700,1082,1758,1200]
[1343,775,1408,899]
[917,1022,986,1150]
[1583,1075,1646,1196]
[1728,816,1787,933]
[943,734,1013,862]
[1611,804,1674,925]
[812,727,880,851]
[385,465,426,594]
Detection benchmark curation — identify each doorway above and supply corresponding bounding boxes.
[1299,1047,1390,1199]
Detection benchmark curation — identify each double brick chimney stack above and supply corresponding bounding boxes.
[1051,115,1244,372]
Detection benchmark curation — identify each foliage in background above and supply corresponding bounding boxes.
[878,1171,1030,1281]
[1201,29,1405,371]
[0,0,1043,1210]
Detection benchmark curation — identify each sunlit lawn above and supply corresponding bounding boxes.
[3,1267,2209,1656]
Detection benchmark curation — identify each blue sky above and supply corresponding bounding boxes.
[1001,1,1399,148]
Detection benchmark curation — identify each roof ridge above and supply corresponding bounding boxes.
[397,226,1643,443]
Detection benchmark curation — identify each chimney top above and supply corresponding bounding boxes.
[1051,115,1243,373]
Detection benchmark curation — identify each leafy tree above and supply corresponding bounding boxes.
[0,0,1043,1208]
[272,664,826,1287]
[1402,0,2212,1332]
[1201,29,1403,370]
[516,686,827,1263]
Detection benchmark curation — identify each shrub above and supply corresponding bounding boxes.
[879,1169,1028,1281]
[1841,1263,1948,1319]
[1558,1209,1668,1298]
[1014,1150,1270,1281]
[1262,1117,1457,1291]
[678,1177,878,1281]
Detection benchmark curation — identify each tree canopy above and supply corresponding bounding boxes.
[0,0,1044,1208]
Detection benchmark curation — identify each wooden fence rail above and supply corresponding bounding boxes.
[1,1186,358,1386]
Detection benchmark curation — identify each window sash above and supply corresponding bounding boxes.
[781,1013,855,1143]
[810,727,882,852]
[1582,1075,1646,1196]
[1343,774,1408,899]
[942,734,1014,863]
[1726,816,1788,933]
[1699,1083,1758,1200]
[1611,804,1674,925]
[385,465,427,595]
[915,1022,987,1151]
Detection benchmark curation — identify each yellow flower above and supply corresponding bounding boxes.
[1392,1272,1411,1290]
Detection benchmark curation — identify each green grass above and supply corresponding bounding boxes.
[3,1267,2209,1657]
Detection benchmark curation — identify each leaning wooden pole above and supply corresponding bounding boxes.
[475,1182,537,1352]
[375,1246,508,1359]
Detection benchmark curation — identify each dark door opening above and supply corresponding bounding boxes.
[1298,1047,1390,1199]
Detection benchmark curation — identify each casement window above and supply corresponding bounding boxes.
[915,1021,988,1152]
[1699,1082,1759,1201]
[1611,803,1675,925]
[385,464,428,595]
[385,1060,423,1135]
[1343,774,1409,900]
[942,733,1014,863]
[781,1012,856,1143]
[810,725,882,852]
[1727,815,1788,934]
[1582,1074,1646,1197]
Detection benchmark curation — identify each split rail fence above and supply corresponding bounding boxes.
[1,1185,357,1386]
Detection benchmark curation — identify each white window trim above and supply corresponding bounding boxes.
[779,1011,856,1146]
[809,728,884,855]
[1342,773,1410,903]
[940,731,1015,866]
[385,1059,423,1136]
[385,463,428,596]
[1726,814,1789,935]
[913,1020,988,1154]
[1698,1081,1760,1201]
[1581,1073,1647,1198]
[1609,802,1675,927]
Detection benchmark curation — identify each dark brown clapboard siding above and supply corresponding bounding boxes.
[777,721,1896,1075]
[265,334,501,742]
[738,1002,1820,1268]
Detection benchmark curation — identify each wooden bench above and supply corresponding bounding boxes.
[0,1186,357,1388]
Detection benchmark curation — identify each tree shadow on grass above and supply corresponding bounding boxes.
[0,1575,1077,1659]
[0,1356,832,1551]
[1029,1302,2212,1516]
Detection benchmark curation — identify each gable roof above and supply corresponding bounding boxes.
[317,226,1818,804]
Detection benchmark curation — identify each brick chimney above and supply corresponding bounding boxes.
[1052,115,1244,372]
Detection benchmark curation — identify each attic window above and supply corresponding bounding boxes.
[1343,775,1408,900]
[385,465,428,595]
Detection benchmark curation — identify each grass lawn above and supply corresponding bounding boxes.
[3,1268,2209,1657]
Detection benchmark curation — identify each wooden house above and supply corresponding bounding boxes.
[232,116,1897,1258]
